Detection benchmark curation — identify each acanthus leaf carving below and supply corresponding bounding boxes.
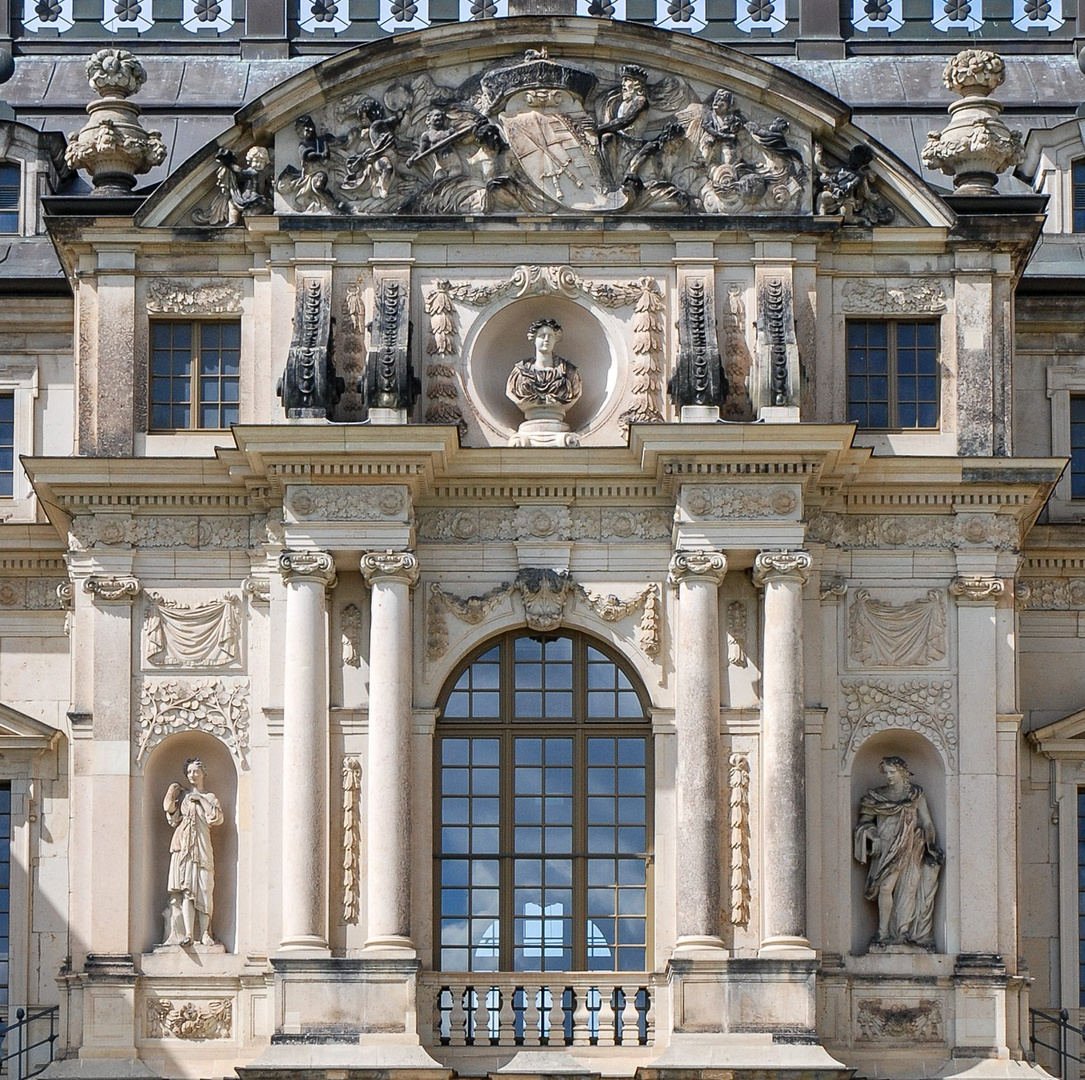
[342,756,362,924]
[146,278,244,315]
[516,568,574,632]
[146,998,232,1040]
[839,678,956,768]
[807,511,1018,551]
[136,679,250,767]
[619,278,666,430]
[848,590,947,667]
[423,280,466,436]
[144,592,241,668]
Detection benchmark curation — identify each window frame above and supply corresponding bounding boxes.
[845,318,941,432]
[1073,158,1085,233]
[148,318,242,434]
[0,162,20,236]
[1046,367,1085,521]
[434,631,654,974]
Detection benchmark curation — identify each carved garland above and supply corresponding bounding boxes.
[146,998,232,1040]
[136,679,250,766]
[416,505,673,543]
[856,999,943,1043]
[839,679,956,768]
[146,278,243,315]
[728,752,751,928]
[841,279,948,315]
[424,280,467,436]
[342,756,362,924]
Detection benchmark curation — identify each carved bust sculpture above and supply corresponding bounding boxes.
[163,758,224,947]
[506,319,583,448]
[854,756,944,949]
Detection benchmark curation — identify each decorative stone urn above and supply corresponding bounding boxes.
[65,49,167,193]
[921,49,1023,195]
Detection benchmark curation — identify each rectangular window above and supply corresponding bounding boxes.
[1074,160,1085,233]
[0,783,10,1010]
[1071,397,1085,499]
[847,320,939,430]
[1079,788,1085,1005]
[0,164,17,235]
[150,321,240,431]
[0,395,14,498]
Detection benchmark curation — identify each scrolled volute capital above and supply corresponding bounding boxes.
[83,575,141,603]
[361,550,421,588]
[949,575,1004,603]
[278,549,337,588]
[752,550,812,588]
[668,549,728,587]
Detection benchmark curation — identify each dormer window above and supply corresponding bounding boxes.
[0,163,19,234]
[1073,159,1085,232]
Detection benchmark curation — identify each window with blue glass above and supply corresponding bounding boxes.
[0,396,14,498]
[150,321,240,431]
[436,632,651,973]
[847,320,939,430]
[1071,397,1085,499]
[1073,160,1085,233]
[0,164,18,235]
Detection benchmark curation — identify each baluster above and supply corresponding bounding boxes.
[524,984,541,1047]
[499,984,517,1045]
[547,984,564,1046]
[572,985,592,1046]
[448,985,467,1047]
[597,985,616,1047]
[643,988,654,1046]
[474,986,490,1045]
[620,986,640,1046]
[433,986,446,1046]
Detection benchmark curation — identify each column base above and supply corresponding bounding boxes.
[239,1042,451,1080]
[937,1059,1055,1080]
[363,934,416,955]
[277,935,331,956]
[759,935,816,960]
[639,1033,850,1080]
[672,935,728,959]
[40,1061,160,1080]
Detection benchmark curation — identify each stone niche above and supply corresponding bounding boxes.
[849,729,946,957]
[462,295,625,446]
[141,732,239,955]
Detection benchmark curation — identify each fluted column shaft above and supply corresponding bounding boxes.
[669,549,727,950]
[279,550,336,952]
[362,549,420,950]
[754,550,812,955]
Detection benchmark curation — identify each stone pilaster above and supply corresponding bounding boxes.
[361,550,420,951]
[278,550,336,953]
[668,549,727,952]
[753,550,813,957]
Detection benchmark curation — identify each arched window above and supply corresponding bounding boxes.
[0,164,19,235]
[435,631,651,973]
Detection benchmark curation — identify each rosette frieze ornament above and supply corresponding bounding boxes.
[278,550,336,589]
[668,549,728,587]
[921,49,1024,195]
[753,550,812,588]
[361,550,421,589]
[949,575,1005,603]
[83,575,141,603]
[65,49,167,193]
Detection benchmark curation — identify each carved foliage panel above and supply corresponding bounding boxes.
[839,678,957,768]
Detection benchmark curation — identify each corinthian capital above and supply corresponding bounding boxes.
[278,550,336,587]
[753,550,812,588]
[83,575,141,603]
[361,550,420,588]
[668,549,727,587]
[949,575,1004,603]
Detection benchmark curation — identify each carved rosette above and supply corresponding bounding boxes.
[949,576,1005,603]
[279,550,337,588]
[84,576,141,603]
[752,550,812,588]
[361,550,421,588]
[65,49,167,193]
[668,550,728,588]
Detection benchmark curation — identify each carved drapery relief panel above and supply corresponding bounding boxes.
[855,999,944,1043]
[144,593,241,669]
[69,514,259,551]
[808,511,1018,551]
[0,578,68,609]
[848,590,947,668]
[342,756,362,924]
[728,752,751,928]
[416,505,671,543]
[146,998,232,1040]
[839,679,956,768]
[285,484,408,521]
[841,279,948,315]
[136,679,250,767]
[145,278,243,315]
[273,50,810,218]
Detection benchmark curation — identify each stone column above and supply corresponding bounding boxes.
[362,550,420,951]
[278,550,336,952]
[753,550,813,956]
[668,549,727,951]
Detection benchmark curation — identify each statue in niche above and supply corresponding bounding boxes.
[162,758,224,948]
[506,318,583,448]
[854,756,944,949]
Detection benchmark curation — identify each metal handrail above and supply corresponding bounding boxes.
[0,1006,59,1080]
[1030,1007,1084,1079]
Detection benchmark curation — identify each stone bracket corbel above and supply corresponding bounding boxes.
[360,267,419,417]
